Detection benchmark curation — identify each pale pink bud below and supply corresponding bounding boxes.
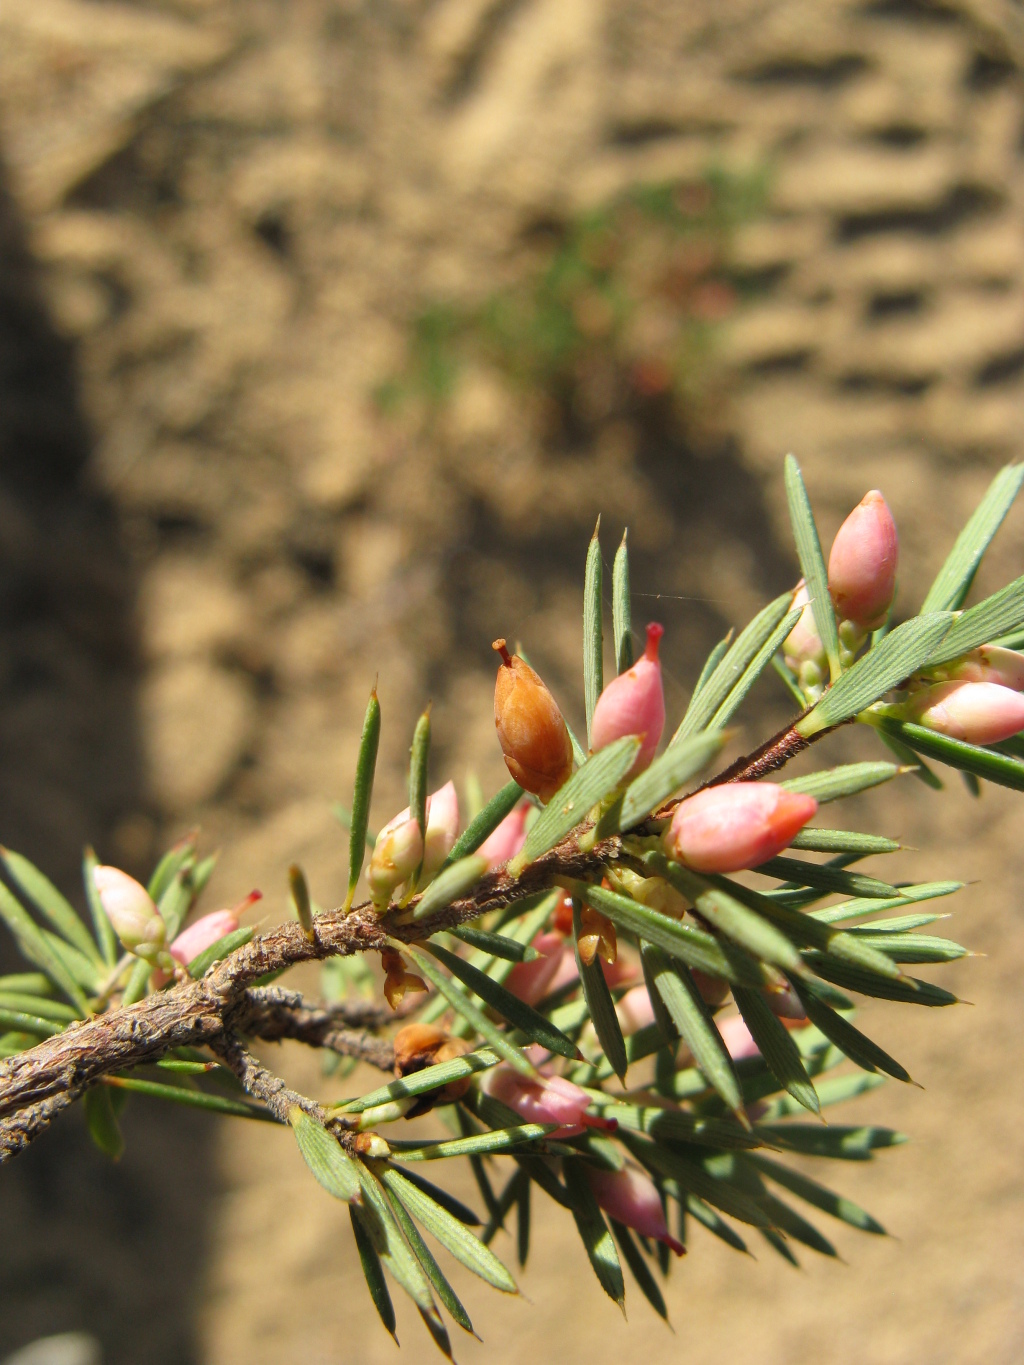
[422,780,460,875]
[506,931,568,1006]
[616,984,655,1036]
[943,646,1024,691]
[664,782,818,874]
[170,910,240,967]
[828,489,898,630]
[93,865,165,959]
[718,1013,760,1062]
[764,982,806,1020]
[906,680,1024,746]
[367,816,424,906]
[783,581,824,671]
[590,623,666,775]
[477,802,529,870]
[485,1067,595,1138]
[586,1165,684,1255]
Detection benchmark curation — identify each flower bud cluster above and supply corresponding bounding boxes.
[367,781,460,908]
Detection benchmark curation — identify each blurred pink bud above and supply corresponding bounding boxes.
[906,680,1024,746]
[590,623,666,775]
[477,802,529,870]
[763,982,806,1020]
[485,1067,597,1138]
[783,581,824,671]
[616,984,655,1036]
[944,646,1024,691]
[586,1165,684,1255]
[93,865,166,959]
[506,931,568,1006]
[664,782,818,874]
[170,910,240,967]
[717,1013,760,1062]
[367,816,424,906]
[828,489,898,630]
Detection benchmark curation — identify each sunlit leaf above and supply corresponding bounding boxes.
[784,454,840,681]
[921,463,1024,612]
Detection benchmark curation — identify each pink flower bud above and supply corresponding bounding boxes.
[170,909,240,967]
[828,489,898,630]
[664,782,818,874]
[93,865,166,960]
[422,780,460,876]
[943,646,1024,691]
[367,816,424,906]
[590,623,666,775]
[616,984,655,1036]
[906,680,1024,746]
[485,1067,597,1138]
[782,581,825,672]
[718,1013,760,1062]
[585,1165,683,1255]
[506,931,568,1006]
[477,801,530,870]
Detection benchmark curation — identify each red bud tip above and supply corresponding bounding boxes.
[644,622,664,662]
[492,638,512,667]
[234,889,263,914]
[664,1236,687,1258]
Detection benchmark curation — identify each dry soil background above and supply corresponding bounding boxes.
[1,1,1024,1362]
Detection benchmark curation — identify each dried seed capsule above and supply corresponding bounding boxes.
[664,782,818,874]
[492,639,573,802]
[590,622,666,774]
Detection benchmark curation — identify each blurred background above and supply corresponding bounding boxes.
[1,0,1023,1361]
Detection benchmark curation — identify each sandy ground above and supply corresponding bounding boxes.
[0,0,1023,1361]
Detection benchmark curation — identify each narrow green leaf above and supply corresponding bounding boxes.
[390,1124,555,1162]
[674,591,792,741]
[710,606,802,730]
[42,932,100,992]
[619,731,724,829]
[928,574,1024,664]
[799,613,954,736]
[353,1163,446,1341]
[640,942,678,1046]
[758,1123,906,1160]
[346,686,381,908]
[788,829,900,856]
[643,855,807,976]
[443,781,522,869]
[562,1158,625,1309]
[849,933,967,964]
[511,736,641,871]
[753,857,896,899]
[811,880,963,925]
[398,943,538,1077]
[584,518,604,746]
[693,631,733,699]
[683,1194,749,1253]
[871,715,1024,792]
[186,926,254,978]
[757,1071,884,1121]
[156,861,199,943]
[395,1168,482,1227]
[772,653,806,705]
[408,705,432,892]
[733,986,820,1115]
[103,1075,275,1120]
[121,958,152,1007]
[0,1008,61,1037]
[349,1205,397,1341]
[582,1090,757,1151]
[289,863,314,940]
[875,723,945,787]
[0,972,52,995]
[921,463,1024,612]
[382,1166,517,1292]
[1,849,101,964]
[83,847,118,966]
[612,529,633,674]
[412,856,489,921]
[290,1107,363,1201]
[849,912,948,932]
[750,1154,886,1234]
[0,884,90,1014]
[610,1220,669,1320]
[629,1139,774,1228]
[421,941,580,1061]
[803,957,957,1006]
[644,949,742,1117]
[0,992,78,1022]
[784,454,840,681]
[384,1182,475,1335]
[758,1191,837,1258]
[516,1166,531,1268]
[332,803,376,847]
[780,761,902,803]
[572,899,627,1082]
[450,926,537,962]
[574,881,765,986]
[84,1084,124,1160]
[147,834,196,903]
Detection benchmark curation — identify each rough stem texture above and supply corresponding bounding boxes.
[0,723,828,1162]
